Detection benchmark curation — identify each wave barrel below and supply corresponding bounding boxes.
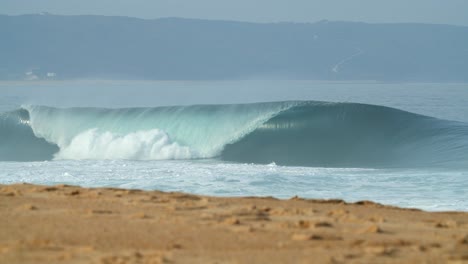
[221,103,468,168]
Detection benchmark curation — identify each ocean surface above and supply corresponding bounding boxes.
[1,80,467,211]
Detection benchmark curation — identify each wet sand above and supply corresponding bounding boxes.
[1,183,467,263]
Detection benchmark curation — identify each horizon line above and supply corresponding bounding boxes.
[1,13,467,28]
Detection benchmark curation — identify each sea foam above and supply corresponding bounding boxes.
[55,129,194,160]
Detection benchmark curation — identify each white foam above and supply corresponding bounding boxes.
[24,103,298,159]
[55,129,195,160]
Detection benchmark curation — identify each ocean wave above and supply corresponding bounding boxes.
[1,101,467,168]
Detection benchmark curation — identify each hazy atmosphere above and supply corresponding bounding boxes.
[2,0,468,26]
[1,1,468,263]
[0,0,468,264]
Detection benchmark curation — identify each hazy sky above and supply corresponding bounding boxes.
[1,0,468,26]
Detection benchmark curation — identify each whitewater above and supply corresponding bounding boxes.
[1,81,467,211]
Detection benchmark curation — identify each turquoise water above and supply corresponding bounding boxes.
[0,81,467,211]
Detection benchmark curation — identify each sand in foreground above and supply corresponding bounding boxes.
[0,184,467,263]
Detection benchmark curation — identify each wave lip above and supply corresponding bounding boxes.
[0,101,467,168]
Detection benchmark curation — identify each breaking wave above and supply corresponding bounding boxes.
[1,101,467,168]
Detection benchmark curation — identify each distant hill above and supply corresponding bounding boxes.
[1,14,467,82]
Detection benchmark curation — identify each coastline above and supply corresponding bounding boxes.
[1,183,467,263]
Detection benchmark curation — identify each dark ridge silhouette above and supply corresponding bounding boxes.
[1,14,467,81]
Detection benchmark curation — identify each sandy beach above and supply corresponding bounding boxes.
[0,183,467,263]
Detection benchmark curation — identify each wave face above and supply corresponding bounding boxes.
[1,101,467,168]
[0,109,59,161]
[222,103,468,168]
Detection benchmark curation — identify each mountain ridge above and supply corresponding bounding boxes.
[1,14,467,82]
